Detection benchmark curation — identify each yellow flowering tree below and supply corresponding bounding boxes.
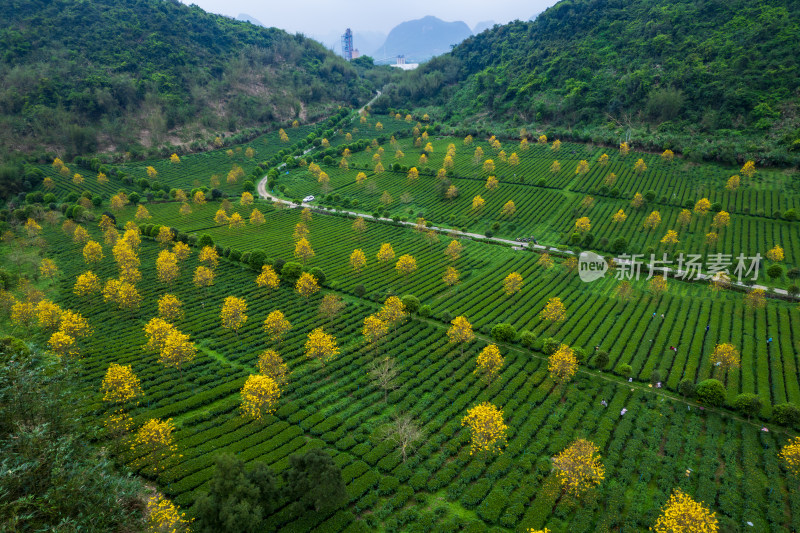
[395,254,417,279]
[537,253,555,270]
[661,230,679,246]
[712,211,730,230]
[350,248,367,274]
[549,344,578,393]
[461,402,507,455]
[158,294,183,322]
[740,160,756,178]
[240,374,280,420]
[503,272,524,296]
[612,209,627,223]
[744,288,766,310]
[443,266,460,289]
[552,439,605,496]
[249,208,265,226]
[295,272,320,298]
[652,489,719,533]
[362,314,389,352]
[74,271,101,297]
[193,266,215,303]
[101,363,143,404]
[305,327,339,366]
[766,245,784,262]
[263,310,292,344]
[158,329,196,377]
[677,209,692,227]
[779,437,800,477]
[500,200,516,217]
[447,316,475,357]
[258,349,288,386]
[475,344,504,385]
[145,494,192,533]
[472,195,486,210]
[155,250,179,284]
[220,296,248,336]
[643,211,662,230]
[255,265,280,292]
[294,238,315,265]
[711,343,740,376]
[131,418,178,474]
[540,297,567,324]
[694,198,711,216]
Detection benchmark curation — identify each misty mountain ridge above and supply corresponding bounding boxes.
[374,16,472,64]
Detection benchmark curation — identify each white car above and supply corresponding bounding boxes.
[303,195,315,203]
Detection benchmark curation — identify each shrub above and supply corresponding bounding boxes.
[611,237,627,253]
[733,393,763,420]
[440,311,453,323]
[542,338,559,355]
[519,330,536,349]
[401,295,420,313]
[281,262,303,281]
[490,323,517,343]
[572,347,587,363]
[592,350,609,368]
[772,403,800,426]
[353,285,366,298]
[696,379,726,406]
[418,305,432,318]
[308,267,326,285]
[0,336,31,359]
[249,250,266,269]
[615,363,632,378]
[228,249,242,262]
[197,234,214,248]
[678,379,696,398]
[273,258,285,273]
[784,209,797,221]
[767,264,783,280]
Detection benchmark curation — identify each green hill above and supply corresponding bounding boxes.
[380,0,800,165]
[0,0,373,160]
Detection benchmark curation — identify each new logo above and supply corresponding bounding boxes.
[578,251,608,282]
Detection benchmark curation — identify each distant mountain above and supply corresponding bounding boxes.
[472,20,495,34]
[236,13,264,26]
[374,16,471,63]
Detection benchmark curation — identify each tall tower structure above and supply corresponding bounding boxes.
[341,28,354,61]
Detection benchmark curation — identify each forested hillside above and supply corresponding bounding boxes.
[0,0,373,159]
[380,0,800,165]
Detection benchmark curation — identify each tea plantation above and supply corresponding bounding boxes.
[6,111,800,532]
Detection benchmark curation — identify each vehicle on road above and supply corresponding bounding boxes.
[303,195,315,203]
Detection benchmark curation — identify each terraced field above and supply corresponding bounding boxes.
[36,218,800,532]
[11,111,800,532]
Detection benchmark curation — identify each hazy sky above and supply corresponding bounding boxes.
[180,0,559,37]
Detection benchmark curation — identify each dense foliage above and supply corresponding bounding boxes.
[0,337,146,530]
[380,0,800,164]
[0,0,372,159]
